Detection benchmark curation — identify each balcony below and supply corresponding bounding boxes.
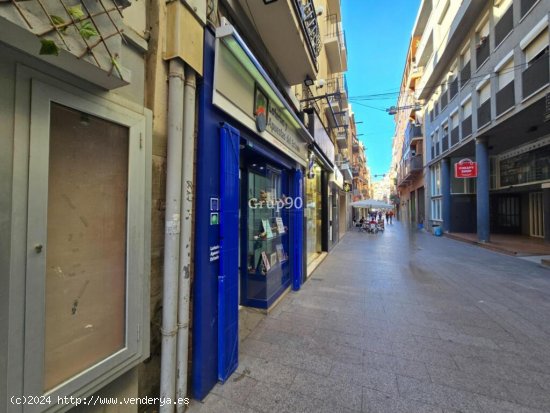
[405,123,423,147]
[336,131,348,149]
[462,115,472,138]
[476,37,490,69]
[522,50,549,99]
[415,30,433,67]
[521,0,538,18]
[451,126,459,146]
[477,99,491,128]
[495,6,513,47]
[398,154,423,186]
[325,15,347,73]
[352,138,359,152]
[408,65,424,89]
[327,0,341,21]
[237,0,321,85]
[496,81,515,116]
[338,160,353,181]
[325,74,348,109]
[460,61,471,88]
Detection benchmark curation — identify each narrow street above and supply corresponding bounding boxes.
[189,224,550,413]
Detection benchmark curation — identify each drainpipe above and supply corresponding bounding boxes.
[160,58,185,413]
[176,65,196,412]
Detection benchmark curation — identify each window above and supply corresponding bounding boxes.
[462,46,471,66]
[20,78,149,405]
[521,22,549,98]
[524,28,549,64]
[431,163,442,221]
[494,0,513,46]
[462,98,472,118]
[450,111,459,130]
[431,198,442,220]
[498,58,514,89]
[476,18,491,68]
[496,56,516,115]
[477,79,491,127]
[478,80,491,104]
[461,96,473,138]
[431,163,442,196]
[460,45,472,87]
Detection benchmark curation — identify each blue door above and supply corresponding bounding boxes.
[218,123,240,381]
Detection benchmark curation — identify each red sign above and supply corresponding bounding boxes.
[455,158,478,178]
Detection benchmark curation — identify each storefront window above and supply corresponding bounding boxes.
[499,144,550,186]
[243,164,290,306]
[306,163,322,265]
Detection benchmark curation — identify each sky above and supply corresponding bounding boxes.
[342,0,421,182]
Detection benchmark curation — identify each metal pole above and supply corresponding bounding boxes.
[176,65,196,412]
[160,58,185,412]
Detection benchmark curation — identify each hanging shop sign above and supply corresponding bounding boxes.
[455,158,478,178]
[254,85,269,133]
[343,181,352,192]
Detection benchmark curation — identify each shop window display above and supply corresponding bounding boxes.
[242,163,291,307]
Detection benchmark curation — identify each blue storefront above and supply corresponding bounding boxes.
[191,26,323,399]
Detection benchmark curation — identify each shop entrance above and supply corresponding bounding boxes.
[490,194,521,234]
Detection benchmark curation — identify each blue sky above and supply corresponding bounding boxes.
[342,0,420,182]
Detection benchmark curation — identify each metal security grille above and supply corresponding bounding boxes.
[529,192,544,238]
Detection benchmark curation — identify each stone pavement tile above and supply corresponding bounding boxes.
[248,327,313,351]
[330,360,399,396]
[312,328,365,349]
[415,334,550,377]
[269,310,322,329]
[472,394,550,413]
[362,387,444,413]
[391,341,458,370]
[361,336,395,356]
[291,370,363,411]
[259,317,317,337]
[235,354,299,387]
[452,354,544,387]
[426,365,514,402]
[396,375,483,413]
[455,324,517,343]
[437,330,500,350]
[503,381,550,411]
[266,346,333,377]
[244,381,312,413]
[186,394,259,413]
[240,337,279,359]
[363,350,431,381]
[308,340,363,365]
[211,373,258,404]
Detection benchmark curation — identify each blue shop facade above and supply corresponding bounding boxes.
[191,25,334,400]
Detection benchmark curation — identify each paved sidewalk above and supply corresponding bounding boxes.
[188,223,550,413]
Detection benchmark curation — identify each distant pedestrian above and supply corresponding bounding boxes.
[388,210,394,224]
[385,212,389,223]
